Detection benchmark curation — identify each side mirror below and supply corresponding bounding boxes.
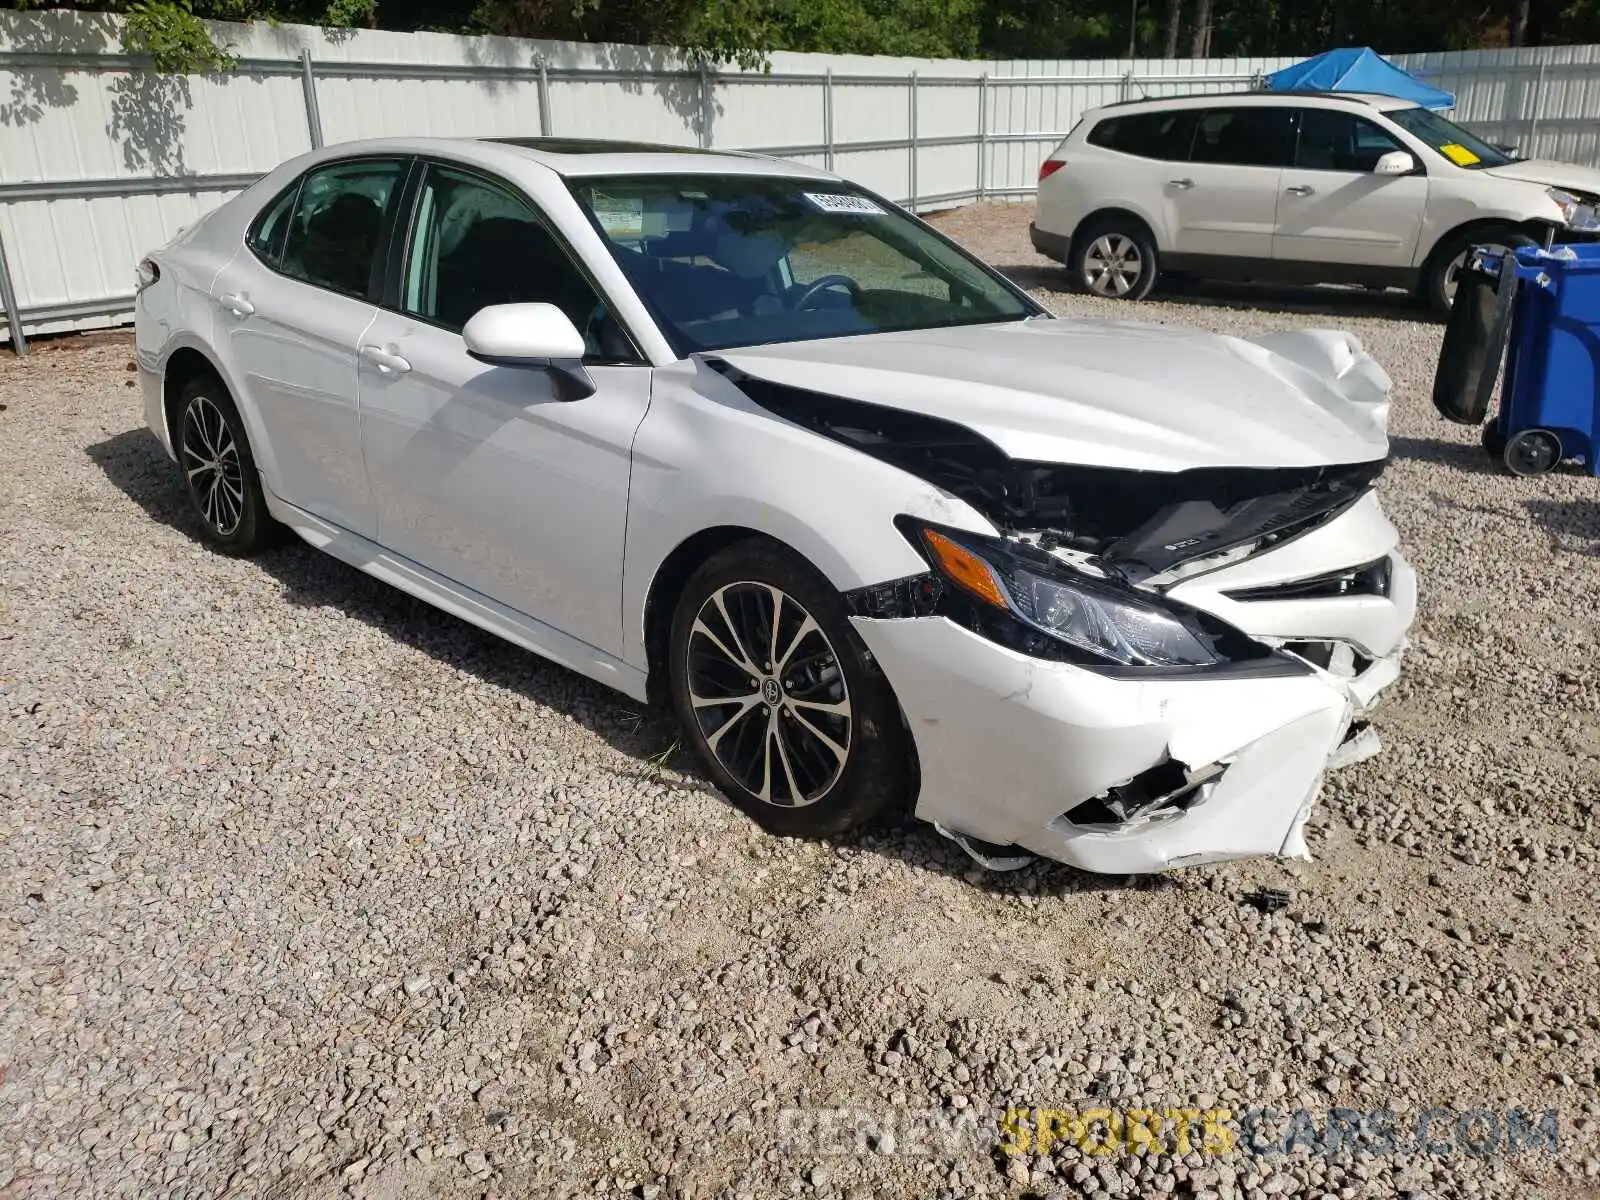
[463,302,595,401]
[1374,150,1417,176]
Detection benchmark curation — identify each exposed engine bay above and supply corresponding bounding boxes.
[708,359,1386,586]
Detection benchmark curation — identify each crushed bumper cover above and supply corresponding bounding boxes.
[850,550,1414,874]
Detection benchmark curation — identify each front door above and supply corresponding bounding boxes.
[1274,107,1427,268]
[357,162,652,657]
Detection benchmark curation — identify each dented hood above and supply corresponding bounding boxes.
[714,317,1391,471]
[1482,157,1600,197]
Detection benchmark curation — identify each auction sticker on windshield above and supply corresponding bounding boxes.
[804,193,886,216]
[1438,143,1481,167]
[590,192,645,238]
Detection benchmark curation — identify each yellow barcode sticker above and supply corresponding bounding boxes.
[1439,142,1481,166]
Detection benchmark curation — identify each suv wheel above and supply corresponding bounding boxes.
[667,539,912,839]
[1070,216,1159,300]
[1425,225,1536,315]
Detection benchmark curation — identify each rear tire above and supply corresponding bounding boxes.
[173,374,281,555]
[1423,225,1536,316]
[667,539,912,839]
[1069,216,1159,301]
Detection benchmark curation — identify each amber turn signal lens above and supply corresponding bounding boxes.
[922,529,1009,610]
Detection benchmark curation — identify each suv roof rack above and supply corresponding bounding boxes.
[1096,89,1377,110]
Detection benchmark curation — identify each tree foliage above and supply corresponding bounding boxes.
[6,0,1600,73]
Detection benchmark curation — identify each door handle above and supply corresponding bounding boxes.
[220,293,254,317]
[359,344,412,375]
[1169,178,1195,190]
[1285,185,1316,196]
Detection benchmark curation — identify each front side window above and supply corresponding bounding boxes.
[1385,106,1512,170]
[568,175,1037,356]
[277,159,404,299]
[403,165,628,357]
[1088,110,1199,161]
[1190,107,1296,168]
[1295,109,1407,172]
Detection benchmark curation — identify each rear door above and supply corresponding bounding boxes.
[1081,108,1201,249]
[1167,106,1295,262]
[210,157,408,537]
[1274,107,1427,268]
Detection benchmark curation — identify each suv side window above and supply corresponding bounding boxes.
[1087,110,1199,161]
[1190,107,1296,168]
[1294,108,1408,172]
[401,164,635,360]
[276,159,405,300]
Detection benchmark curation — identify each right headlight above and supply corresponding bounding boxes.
[1547,187,1600,231]
[901,521,1288,674]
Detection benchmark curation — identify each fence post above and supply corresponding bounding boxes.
[0,224,26,357]
[1120,67,1133,102]
[699,62,713,149]
[299,49,324,150]
[1528,59,1547,152]
[976,74,989,201]
[908,71,919,211]
[537,59,552,136]
[823,68,835,172]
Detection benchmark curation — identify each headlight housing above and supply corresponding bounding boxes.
[899,520,1287,674]
[1547,187,1600,232]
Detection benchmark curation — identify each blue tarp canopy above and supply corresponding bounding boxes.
[1263,47,1454,110]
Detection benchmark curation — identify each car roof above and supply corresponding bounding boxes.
[1086,89,1421,118]
[315,135,833,181]
[486,136,836,178]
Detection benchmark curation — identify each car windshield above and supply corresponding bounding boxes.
[568,174,1037,355]
[1386,107,1513,170]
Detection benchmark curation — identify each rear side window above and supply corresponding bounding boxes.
[1088,110,1199,161]
[276,159,406,300]
[1190,107,1296,168]
[245,183,299,268]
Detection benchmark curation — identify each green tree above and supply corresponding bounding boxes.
[7,0,1600,73]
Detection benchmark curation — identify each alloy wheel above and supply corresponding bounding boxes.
[684,581,852,807]
[1083,233,1144,297]
[180,393,246,536]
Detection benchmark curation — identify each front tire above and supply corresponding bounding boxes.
[1424,225,1536,316]
[1069,216,1159,301]
[667,539,912,839]
[174,374,280,555]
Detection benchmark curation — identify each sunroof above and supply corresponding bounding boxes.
[486,137,721,155]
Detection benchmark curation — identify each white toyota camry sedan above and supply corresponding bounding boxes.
[135,136,1416,874]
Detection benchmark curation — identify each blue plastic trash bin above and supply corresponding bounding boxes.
[1487,242,1600,476]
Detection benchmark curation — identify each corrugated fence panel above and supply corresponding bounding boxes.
[547,78,702,145]
[0,188,243,323]
[7,9,1600,344]
[715,77,825,151]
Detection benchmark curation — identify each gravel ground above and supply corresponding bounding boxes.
[3,202,1599,1200]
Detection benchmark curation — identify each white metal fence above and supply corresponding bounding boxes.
[4,10,1600,350]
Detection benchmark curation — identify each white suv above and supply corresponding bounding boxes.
[1031,91,1600,311]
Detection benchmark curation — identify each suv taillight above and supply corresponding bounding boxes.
[1038,159,1066,182]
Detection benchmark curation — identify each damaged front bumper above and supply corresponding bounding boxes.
[851,545,1416,875]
